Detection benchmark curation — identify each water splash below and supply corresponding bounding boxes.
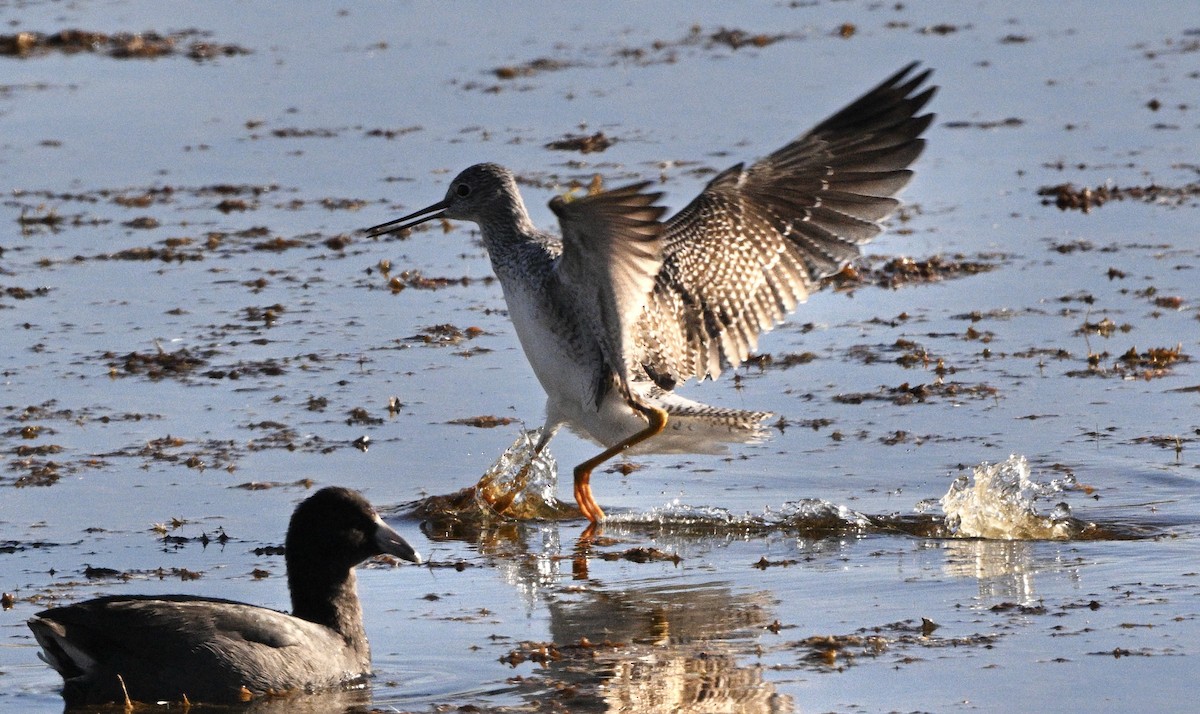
[408,428,574,531]
[613,457,1103,542]
[410,444,1137,543]
[775,499,872,531]
[614,498,881,539]
[939,455,1080,540]
[473,427,562,518]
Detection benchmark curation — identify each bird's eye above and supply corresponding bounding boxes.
[455,183,471,198]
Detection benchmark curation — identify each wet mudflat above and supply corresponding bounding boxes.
[1,1,1198,712]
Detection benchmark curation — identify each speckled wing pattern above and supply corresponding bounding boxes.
[637,63,936,388]
[551,184,667,403]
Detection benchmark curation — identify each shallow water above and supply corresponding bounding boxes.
[1,1,1198,712]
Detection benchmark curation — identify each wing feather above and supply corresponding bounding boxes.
[551,184,666,397]
[637,62,936,387]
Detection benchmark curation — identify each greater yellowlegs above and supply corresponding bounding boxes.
[368,63,935,523]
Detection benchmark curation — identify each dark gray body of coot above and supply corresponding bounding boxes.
[27,486,421,706]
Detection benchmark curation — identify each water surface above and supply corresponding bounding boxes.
[1,2,1197,712]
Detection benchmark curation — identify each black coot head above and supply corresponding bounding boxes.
[286,487,421,571]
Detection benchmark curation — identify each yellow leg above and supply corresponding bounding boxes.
[573,523,602,579]
[573,406,668,523]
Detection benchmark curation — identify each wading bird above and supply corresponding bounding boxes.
[368,63,935,524]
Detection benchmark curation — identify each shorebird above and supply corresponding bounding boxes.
[368,63,935,524]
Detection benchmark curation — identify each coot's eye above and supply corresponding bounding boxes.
[455,183,471,198]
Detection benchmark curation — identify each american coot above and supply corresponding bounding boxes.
[27,486,422,707]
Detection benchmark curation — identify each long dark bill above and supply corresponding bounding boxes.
[364,199,450,238]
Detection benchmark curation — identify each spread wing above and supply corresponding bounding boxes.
[637,62,936,387]
[550,183,666,401]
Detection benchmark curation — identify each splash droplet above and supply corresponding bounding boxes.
[939,455,1080,539]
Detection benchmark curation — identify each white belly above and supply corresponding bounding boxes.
[499,276,767,453]
[500,281,624,430]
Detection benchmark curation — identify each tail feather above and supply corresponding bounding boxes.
[28,616,96,681]
[635,382,773,451]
